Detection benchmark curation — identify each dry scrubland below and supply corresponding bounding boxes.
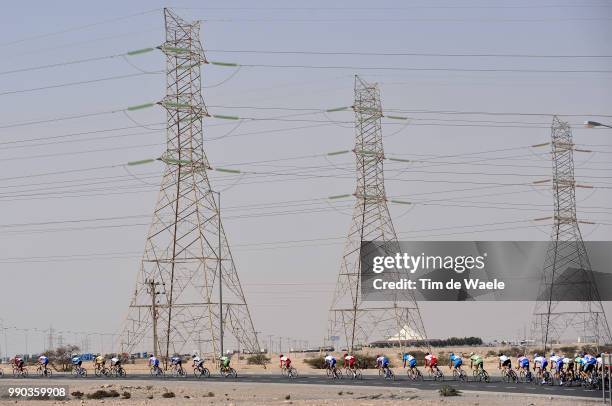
[0,379,600,406]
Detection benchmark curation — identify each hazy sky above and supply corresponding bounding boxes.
[0,0,611,355]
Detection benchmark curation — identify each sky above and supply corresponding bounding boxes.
[0,0,611,356]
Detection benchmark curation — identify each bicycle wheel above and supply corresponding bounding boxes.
[227,368,237,378]
[326,368,332,378]
[21,368,29,378]
[387,369,395,381]
[354,369,362,380]
[459,370,467,382]
[482,370,490,383]
[44,368,52,377]
[80,368,87,378]
[509,370,518,383]
[288,367,298,378]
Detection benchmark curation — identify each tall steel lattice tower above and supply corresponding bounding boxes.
[327,76,428,352]
[120,9,259,360]
[532,116,611,350]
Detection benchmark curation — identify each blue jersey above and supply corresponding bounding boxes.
[585,355,597,365]
[450,354,461,363]
[71,356,81,365]
[518,356,529,368]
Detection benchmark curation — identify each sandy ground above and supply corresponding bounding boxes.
[0,379,602,405]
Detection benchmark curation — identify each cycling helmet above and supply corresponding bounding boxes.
[469,352,474,356]
[533,353,539,358]
[279,354,283,358]
[425,352,430,356]
[449,352,454,357]
[550,352,555,356]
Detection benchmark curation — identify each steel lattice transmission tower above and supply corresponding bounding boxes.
[328,76,428,352]
[120,9,260,360]
[532,116,611,350]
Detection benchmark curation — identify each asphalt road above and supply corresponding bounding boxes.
[0,372,604,399]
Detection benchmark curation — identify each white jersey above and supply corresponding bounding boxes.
[534,356,546,366]
[499,355,509,363]
[324,355,335,363]
[193,356,202,364]
[111,357,119,365]
[562,357,571,364]
[550,355,560,364]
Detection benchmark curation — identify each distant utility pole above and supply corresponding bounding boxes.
[328,76,428,353]
[119,8,260,364]
[146,279,164,357]
[532,116,612,351]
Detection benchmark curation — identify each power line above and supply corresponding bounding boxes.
[235,63,612,74]
[205,49,612,59]
[0,71,162,97]
[0,8,160,48]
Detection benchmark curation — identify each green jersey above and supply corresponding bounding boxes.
[470,354,483,364]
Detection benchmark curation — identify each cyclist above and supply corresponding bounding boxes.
[583,352,597,376]
[449,352,463,374]
[110,356,121,370]
[550,352,564,383]
[533,353,548,384]
[563,354,575,381]
[498,352,511,374]
[469,352,484,372]
[71,354,83,373]
[404,353,417,369]
[343,353,356,370]
[219,353,231,373]
[424,352,439,375]
[93,353,106,372]
[148,355,161,374]
[376,354,391,377]
[13,356,25,373]
[38,354,49,372]
[405,353,418,373]
[324,354,337,371]
[192,354,204,371]
[171,355,183,373]
[402,352,410,368]
[279,354,292,371]
[517,354,531,381]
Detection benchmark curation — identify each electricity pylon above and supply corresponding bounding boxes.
[532,116,611,350]
[327,76,428,352]
[119,9,259,361]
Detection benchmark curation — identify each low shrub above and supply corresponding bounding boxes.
[439,385,461,397]
[246,353,270,365]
